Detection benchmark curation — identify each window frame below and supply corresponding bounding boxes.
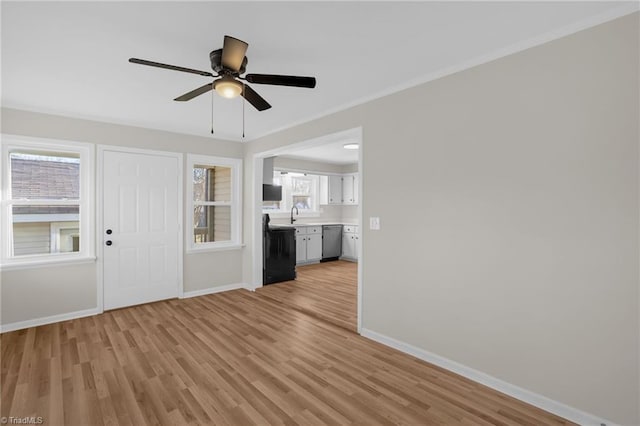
[1,135,95,269]
[186,154,243,253]
[262,169,321,218]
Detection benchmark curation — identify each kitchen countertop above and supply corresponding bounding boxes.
[270,222,358,228]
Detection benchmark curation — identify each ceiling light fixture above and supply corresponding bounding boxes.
[213,76,243,99]
[343,143,359,150]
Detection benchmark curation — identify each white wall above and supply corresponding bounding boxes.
[1,109,245,325]
[243,13,639,424]
[273,156,353,174]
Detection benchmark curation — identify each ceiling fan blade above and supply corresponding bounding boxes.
[245,74,316,88]
[241,84,271,111]
[221,36,248,72]
[174,82,213,102]
[129,58,214,77]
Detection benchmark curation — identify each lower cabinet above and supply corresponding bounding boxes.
[341,225,359,261]
[295,227,322,264]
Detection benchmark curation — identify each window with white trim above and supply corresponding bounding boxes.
[186,154,242,252]
[262,170,320,214]
[1,136,94,267]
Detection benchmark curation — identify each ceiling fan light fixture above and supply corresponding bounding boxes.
[214,76,243,99]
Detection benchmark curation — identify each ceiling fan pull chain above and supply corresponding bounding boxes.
[211,83,215,134]
[242,84,246,139]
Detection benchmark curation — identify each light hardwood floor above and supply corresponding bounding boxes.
[257,260,357,332]
[1,266,573,425]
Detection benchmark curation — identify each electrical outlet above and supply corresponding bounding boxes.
[370,217,380,230]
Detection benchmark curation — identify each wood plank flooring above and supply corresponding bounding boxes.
[257,260,357,332]
[1,277,574,425]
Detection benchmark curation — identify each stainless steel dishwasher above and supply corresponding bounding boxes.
[321,225,343,261]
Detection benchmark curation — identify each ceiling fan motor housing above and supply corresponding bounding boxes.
[209,49,247,75]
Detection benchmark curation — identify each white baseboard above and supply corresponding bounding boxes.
[0,307,102,333]
[360,328,615,426]
[1,284,250,333]
[180,283,248,299]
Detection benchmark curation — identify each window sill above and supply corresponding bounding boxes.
[0,255,97,271]
[186,244,245,254]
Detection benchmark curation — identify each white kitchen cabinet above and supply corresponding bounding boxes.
[319,175,329,205]
[353,174,359,204]
[306,234,322,260]
[323,173,359,205]
[342,174,358,205]
[341,225,359,261]
[295,226,322,264]
[328,175,343,204]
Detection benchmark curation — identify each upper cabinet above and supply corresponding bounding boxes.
[353,174,359,205]
[342,174,357,205]
[323,173,359,205]
[328,175,343,204]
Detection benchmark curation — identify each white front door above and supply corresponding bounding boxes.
[102,149,181,310]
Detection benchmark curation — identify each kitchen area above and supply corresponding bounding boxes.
[259,139,360,331]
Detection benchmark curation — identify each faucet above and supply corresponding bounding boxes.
[290,206,299,224]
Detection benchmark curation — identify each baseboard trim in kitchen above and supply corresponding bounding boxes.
[360,328,613,426]
[180,283,249,299]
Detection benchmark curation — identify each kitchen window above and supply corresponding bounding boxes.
[1,135,95,268]
[186,154,242,252]
[262,170,320,215]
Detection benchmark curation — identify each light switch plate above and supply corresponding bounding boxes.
[370,217,380,230]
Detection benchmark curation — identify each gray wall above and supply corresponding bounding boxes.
[1,109,245,325]
[243,14,639,424]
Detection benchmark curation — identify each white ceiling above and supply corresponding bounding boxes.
[2,2,635,142]
[280,139,359,165]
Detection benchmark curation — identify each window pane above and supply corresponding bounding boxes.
[12,205,80,256]
[293,196,311,210]
[291,177,311,195]
[10,153,80,200]
[193,165,231,202]
[193,205,231,243]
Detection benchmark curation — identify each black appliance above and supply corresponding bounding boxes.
[263,184,282,201]
[263,214,296,284]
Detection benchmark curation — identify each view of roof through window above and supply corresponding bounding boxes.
[10,152,80,200]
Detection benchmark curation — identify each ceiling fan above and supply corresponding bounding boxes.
[129,35,316,112]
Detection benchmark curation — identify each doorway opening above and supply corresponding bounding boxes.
[251,127,363,333]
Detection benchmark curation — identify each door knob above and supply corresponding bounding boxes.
[105,240,112,246]
[106,229,112,235]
